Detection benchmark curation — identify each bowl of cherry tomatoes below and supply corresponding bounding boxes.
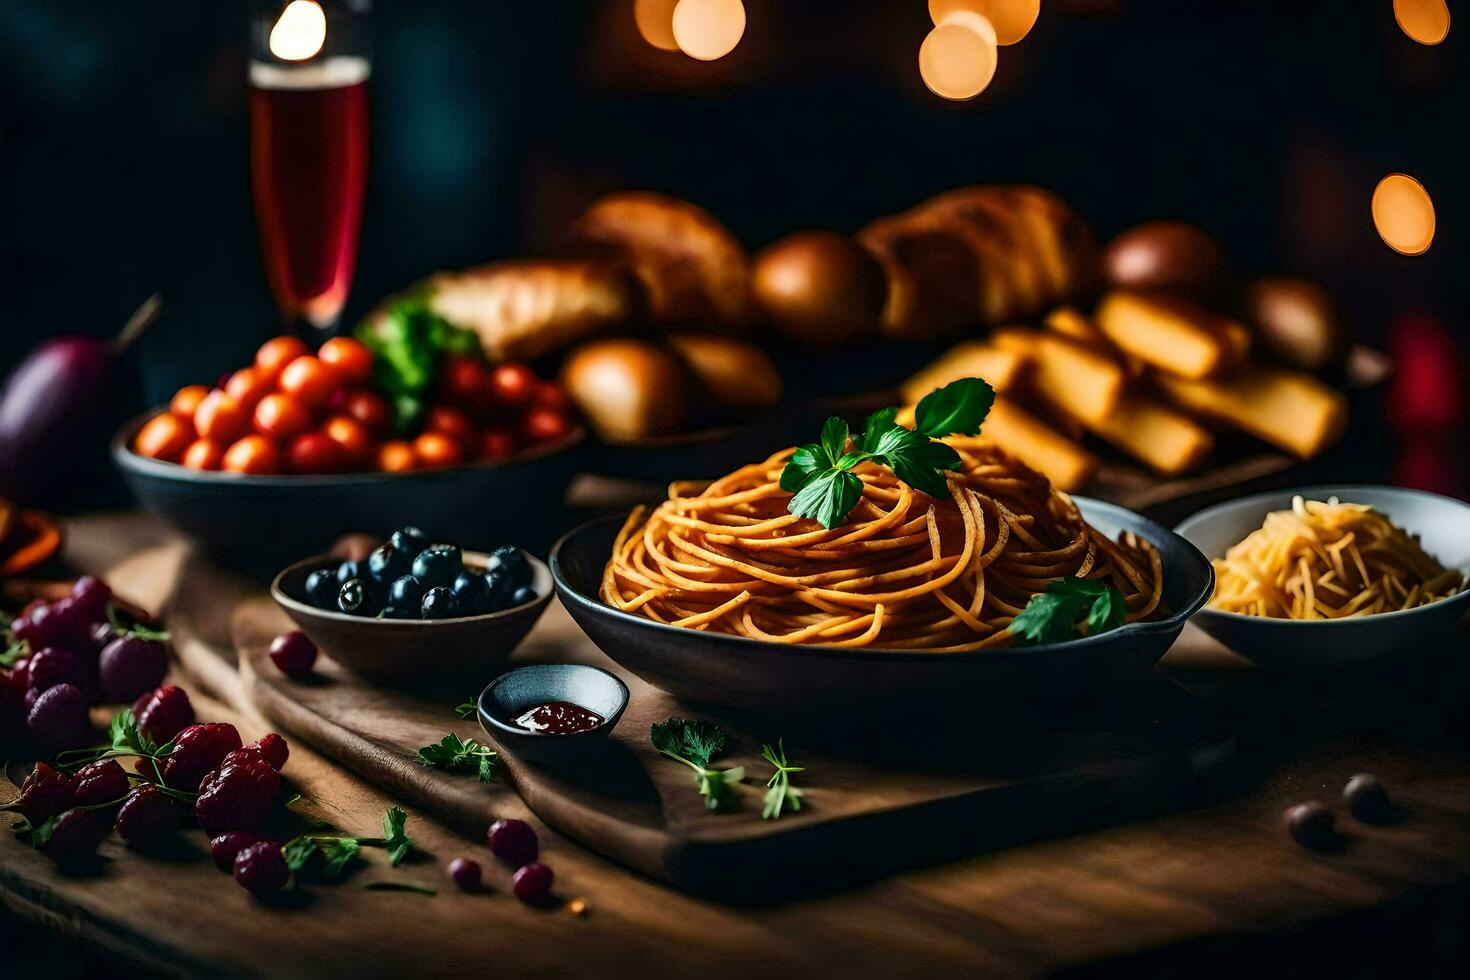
[113,335,584,563]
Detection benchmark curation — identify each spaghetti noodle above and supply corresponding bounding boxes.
[601,442,1162,651]
[1209,495,1467,619]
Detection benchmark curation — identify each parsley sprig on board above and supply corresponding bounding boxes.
[780,378,995,529]
[759,739,805,821]
[650,718,745,811]
[416,733,498,783]
[284,806,417,880]
[1010,576,1127,645]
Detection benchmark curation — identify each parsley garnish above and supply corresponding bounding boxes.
[416,733,498,783]
[284,806,415,879]
[1010,576,1128,645]
[454,699,476,720]
[105,602,171,643]
[759,739,805,820]
[780,378,995,529]
[649,718,745,812]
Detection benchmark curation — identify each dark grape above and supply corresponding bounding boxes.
[511,586,537,607]
[388,575,425,609]
[412,545,463,588]
[303,569,337,609]
[451,571,493,614]
[268,631,317,679]
[390,526,430,556]
[367,544,410,582]
[338,579,368,615]
[70,575,113,619]
[335,561,361,587]
[485,546,531,588]
[420,587,459,619]
[98,636,167,702]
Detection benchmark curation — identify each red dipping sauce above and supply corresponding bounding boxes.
[515,701,604,735]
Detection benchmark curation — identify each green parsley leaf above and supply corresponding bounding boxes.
[383,806,413,866]
[819,416,850,465]
[416,733,498,783]
[787,468,865,530]
[913,377,995,438]
[283,836,320,873]
[759,739,806,821]
[1,638,27,670]
[779,443,832,493]
[650,718,745,812]
[860,406,899,451]
[867,427,962,500]
[105,603,171,643]
[454,700,476,720]
[1010,577,1128,646]
[320,837,362,877]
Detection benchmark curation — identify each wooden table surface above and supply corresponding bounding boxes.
[2,513,1469,978]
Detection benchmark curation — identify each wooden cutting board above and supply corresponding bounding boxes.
[234,595,1238,903]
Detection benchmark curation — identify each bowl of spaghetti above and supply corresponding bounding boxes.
[1176,486,1470,670]
[550,442,1212,717]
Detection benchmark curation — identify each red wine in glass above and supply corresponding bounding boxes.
[249,56,369,333]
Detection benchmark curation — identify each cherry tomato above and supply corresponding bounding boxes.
[425,405,478,452]
[133,413,191,462]
[170,385,210,420]
[278,356,338,410]
[488,363,536,409]
[322,415,372,463]
[222,435,282,475]
[181,438,226,471]
[193,391,250,444]
[253,393,311,441]
[413,432,465,470]
[440,355,485,405]
[521,407,573,445]
[530,381,571,412]
[255,336,310,379]
[377,440,417,473]
[318,337,374,387]
[341,389,391,436]
[225,367,271,411]
[480,427,517,461]
[286,432,349,474]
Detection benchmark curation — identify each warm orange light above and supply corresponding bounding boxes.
[671,0,746,61]
[635,0,681,52]
[1372,174,1436,256]
[930,0,1040,46]
[920,11,998,101]
[1393,0,1450,45]
[269,1,326,62]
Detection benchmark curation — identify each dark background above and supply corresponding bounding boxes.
[0,0,1461,403]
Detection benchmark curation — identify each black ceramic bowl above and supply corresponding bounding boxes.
[113,411,584,563]
[550,499,1214,718]
[477,664,629,765]
[270,548,553,686]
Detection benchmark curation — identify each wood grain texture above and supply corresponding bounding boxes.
[3,513,1468,977]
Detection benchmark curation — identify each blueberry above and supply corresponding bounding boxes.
[452,571,493,614]
[335,561,361,587]
[511,586,537,607]
[390,526,430,555]
[420,587,460,620]
[304,569,337,609]
[367,544,409,582]
[388,575,425,609]
[412,545,462,588]
[338,579,368,615]
[485,546,531,588]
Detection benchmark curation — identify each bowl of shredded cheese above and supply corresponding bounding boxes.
[1175,486,1470,669]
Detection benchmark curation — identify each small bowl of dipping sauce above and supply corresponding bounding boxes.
[477,664,629,764]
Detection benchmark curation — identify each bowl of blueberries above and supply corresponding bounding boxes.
[270,525,553,685]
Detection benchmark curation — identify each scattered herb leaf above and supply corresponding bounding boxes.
[105,603,171,643]
[416,733,498,783]
[454,699,476,720]
[382,806,413,867]
[759,739,806,821]
[650,718,745,812]
[1010,576,1129,646]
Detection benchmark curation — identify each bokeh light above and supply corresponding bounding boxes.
[1372,174,1436,256]
[930,0,1040,46]
[1393,0,1451,45]
[671,0,747,61]
[635,0,681,52]
[920,11,999,101]
[268,0,327,62]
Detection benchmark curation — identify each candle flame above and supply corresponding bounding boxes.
[270,0,327,62]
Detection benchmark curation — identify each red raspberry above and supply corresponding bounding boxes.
[195,754,280,835]
[211,831,266,871]
[11,762,74,824]
[39,808,106,866]
[268,631,317,679]
[24,647,85,694]
[131,685,195,745]
[71,759,130,809]
[26,683,91,752]
[233,840,289,895]
[241,733,289,771]
[162,723,241,791]
[116,786,179,849]
[512,862,555,904]
[486,818,538,868]
[448,857,482,891]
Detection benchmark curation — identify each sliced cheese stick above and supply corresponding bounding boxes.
[992,326,1126,425]
[900,342,1026,405]
[1152,365,1347,458]
[947,398,1098,491]
[1095,290,1232,379]
[1084,394,1215,475]
[1044,306,1146,378]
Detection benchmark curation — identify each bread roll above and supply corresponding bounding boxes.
[560,338,692,442]
[1103,221,1233,302]
[751,231,886,346]
[421,258,638,362]
[570,191,751,329]
[1245,275,1351,372]
[857,214,980,340]
[665,333,782,410]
